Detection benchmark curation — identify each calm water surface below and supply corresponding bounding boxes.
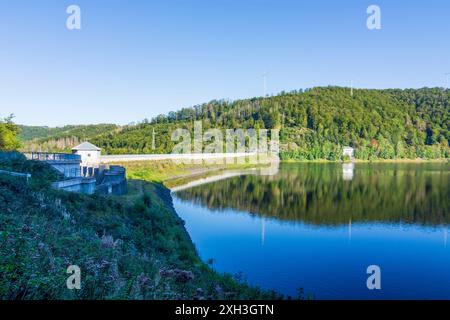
[173,163,450,299]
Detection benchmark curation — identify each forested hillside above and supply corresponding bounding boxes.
[21,87,449,160]
[21,124,120,152]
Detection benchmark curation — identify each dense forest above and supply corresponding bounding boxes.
[20,87,449,160]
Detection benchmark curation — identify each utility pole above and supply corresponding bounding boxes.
[152,129,156,150]
[350,80,354,97]
[445,73,450,91]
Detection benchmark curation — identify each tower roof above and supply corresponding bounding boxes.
[72,142,101,151]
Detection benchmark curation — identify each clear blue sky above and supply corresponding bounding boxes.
[1,0,449,126]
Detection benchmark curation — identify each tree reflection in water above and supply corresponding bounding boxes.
[174,163,449,226]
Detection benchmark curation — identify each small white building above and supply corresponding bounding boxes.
[72,142,101,168]
[342,146,355,159]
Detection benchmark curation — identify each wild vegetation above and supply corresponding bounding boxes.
[0,154,281,299]
[20,87,450,160]
[0,115,21,151]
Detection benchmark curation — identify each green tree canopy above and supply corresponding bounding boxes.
[0,115,21,151]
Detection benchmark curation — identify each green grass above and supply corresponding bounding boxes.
[113,159,270,188]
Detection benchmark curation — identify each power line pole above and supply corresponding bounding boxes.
[350,80,354,97]
[152,129,156,150]
[445,73,450,91]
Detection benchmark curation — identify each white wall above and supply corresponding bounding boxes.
[51,163,81,178]
[100,152,258,163]
[52,178,96,194]
[75,150,101,167]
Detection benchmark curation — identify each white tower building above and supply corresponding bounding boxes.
[72,142,101,176]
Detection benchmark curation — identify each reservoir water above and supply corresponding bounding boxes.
[173,163,450,299]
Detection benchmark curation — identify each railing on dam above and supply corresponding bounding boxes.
[25,152,81,162]
[0,169,32,183]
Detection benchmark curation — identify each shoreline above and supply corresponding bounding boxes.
[114,160,273,188]
[125,179,283,299]
[281,158,449,164]
[117,157,449,191]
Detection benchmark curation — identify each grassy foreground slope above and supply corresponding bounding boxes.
[0,154,279,299]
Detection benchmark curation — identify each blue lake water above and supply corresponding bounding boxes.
[173,163,450,299]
